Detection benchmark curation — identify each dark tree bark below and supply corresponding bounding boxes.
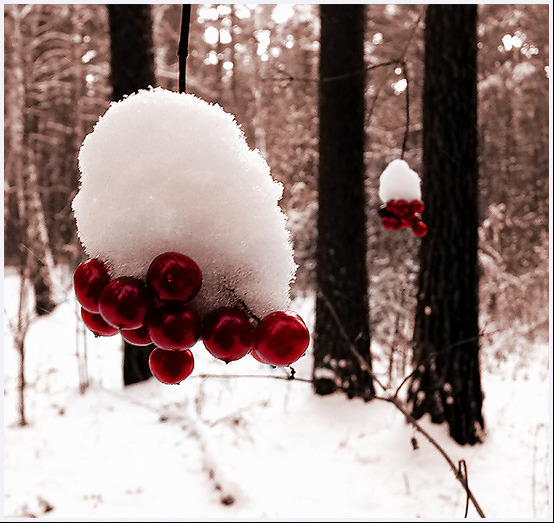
[107,5,156,100]
[409,5,484,445]
[107,4,156,385]
[313,5,374,401]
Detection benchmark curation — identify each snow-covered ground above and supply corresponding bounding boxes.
[2,267,552,519]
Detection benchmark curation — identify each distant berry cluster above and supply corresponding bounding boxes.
[379,199,427,236]
[74,252,310,385]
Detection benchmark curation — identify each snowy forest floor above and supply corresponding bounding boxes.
[2,267,552,520]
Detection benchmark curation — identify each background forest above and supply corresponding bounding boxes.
[3,3,551,519]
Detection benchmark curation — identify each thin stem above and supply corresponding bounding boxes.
[376,395,485,518]
[401,60,410,159]
[458,459,470,518]
[178,5,191,93]
[191,373,312,384]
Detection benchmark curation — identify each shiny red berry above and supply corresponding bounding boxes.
[120,323,152,346]
[251,349,269,364]
[412,220,428,237]
[149,347,194,384]
[98,278,148,330]
[81,308,119,337]
[147,252,202,303]
[74,259,111,313]
[410,199,424,214]
[253,311,310,367]
[148,302,200,350]
[201,307,253,363]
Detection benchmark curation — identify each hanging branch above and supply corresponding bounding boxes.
[178,5,191,93]
[400,60,410,160]
[319,292,486,518]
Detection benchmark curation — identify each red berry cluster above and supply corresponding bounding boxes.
[73,252,310,385]
[378,199,427,237]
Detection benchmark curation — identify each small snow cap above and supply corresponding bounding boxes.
[378,159,422,203]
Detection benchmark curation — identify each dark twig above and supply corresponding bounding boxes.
[320,292,486,518]
[191,373,312,384]
[235,296,262,324]
[458,459,470,518]
[178,5,191,93]
[400,60,410,159]
[366,12,422,143]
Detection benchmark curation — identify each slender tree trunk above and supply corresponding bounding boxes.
[313,5,374,401]
[409,5,484,445]
[251,6,267,156]
[107,4,157,385]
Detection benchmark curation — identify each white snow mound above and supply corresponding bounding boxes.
[378,159,422,203]
[72,87,296,318]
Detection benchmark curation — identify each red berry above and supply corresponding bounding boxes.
[251,349,269,364]
[120,324,152,346]
[382,216,401,230]
[253,311,310,366]
[383,216,403,230]
[410,199,424,214]
[81,308,119,337]
[98,278,148,330]
[148,302,200,350]
[412,220,428,237]
[386,200,400,214]
[74,259,111,313]
[149,347,194,384]
[400,214,417,228]
[147,252,202,303]
[395,199,411,217]
[201,307,253,363]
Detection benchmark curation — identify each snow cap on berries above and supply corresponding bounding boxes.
[72,87,296,318]
[378,159,422,204]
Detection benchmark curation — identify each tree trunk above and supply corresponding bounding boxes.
[313,5,374,401]
[107,4,157,385]
[409,5,484,445]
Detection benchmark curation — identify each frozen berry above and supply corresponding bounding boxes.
[81,308,119,337]
[412,220,428,237]
[400,214,417,228]
[395,199,411,217]
[251,349,269,363]
[202,307,253,363]
[120,324,152,346]
[148,302,200,350]
[410,199,424,214]
[98,278,148,330]
[147,252,202,303]
[74,259,111,313]
[253,311,310,366]
[149,347,194,384]
[385,200,397,213]
[382,216,402,230]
